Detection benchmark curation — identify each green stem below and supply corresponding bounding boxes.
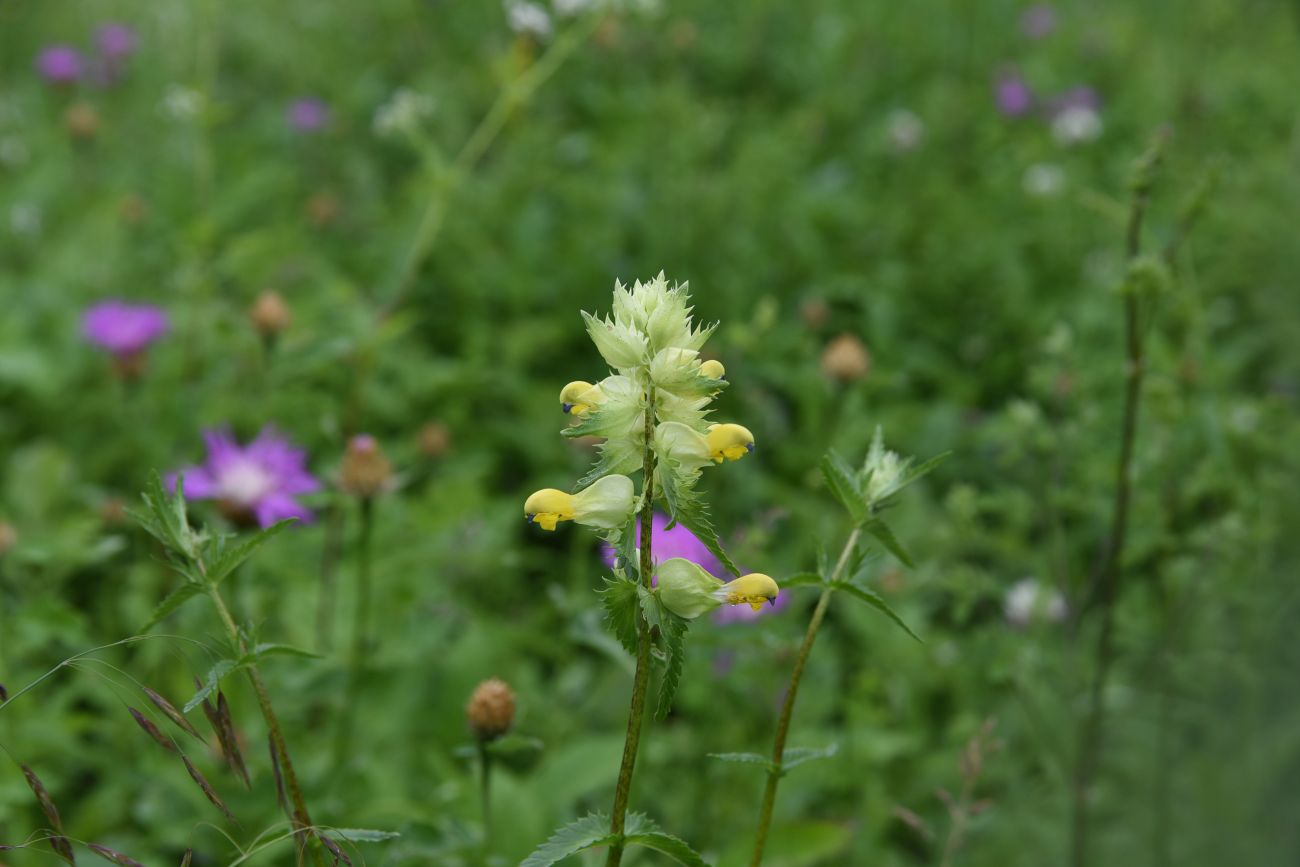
[379,13,604,318]
[335,496,375,764]
[205,583,317,858]
[750,526,862,867]
[1069,147,1158,867]
[605,386,657,867]
[479,740,494,857]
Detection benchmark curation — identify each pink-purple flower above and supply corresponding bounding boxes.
[36,45,84,84]
[82,300,169,356]
[96,23,138,60]
[172,427,321,528]
[995,71,1033,117]
[286,98,330,132]
[1019,5,1056,39]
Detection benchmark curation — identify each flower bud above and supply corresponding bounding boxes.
[862,427,905,506]
[559,380,602,417]
[340,435,392,498]
[705,423,755,463]
[821,334,871,382]
[466,678,515,741]
[0,521,16,557]
[65,103,100,140]
[699,359,726,381]
[417,421,452,458]
[249,291,291,337]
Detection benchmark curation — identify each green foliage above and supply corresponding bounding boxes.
[523,813,710,867]
[829,580,922,643]
[599,576,641,656]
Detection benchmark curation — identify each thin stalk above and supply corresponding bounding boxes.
[750,526,862,867]
[605,386,657,867]
[205,582,317,859]
[316,500,346,652]
[1069,157,1156,867]
[479,740,493,857]
[334,496,375,763]
[380,13,604,317]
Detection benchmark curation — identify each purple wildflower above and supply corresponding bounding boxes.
[97,23,138,60]
[286,98,329,132]
[995,71,1033,117]
[172,427,321,528]
[82,300,168,356]
[36,45,84,84]
[1019,5,1056,39]
[601,512,721,579]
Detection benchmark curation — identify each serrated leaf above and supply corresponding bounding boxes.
[782,743,839,771]
[521,813,615,867]
[671,493,740,577]
[204,520,295,585]
[614,514,640,580]
[183,659,240,713]
[143,583,207,631]
[830,581,922,642]
[333,829,401,842]
[862,517,914,568]
[901,450,950,488]
[655,614,689,720]
[781,572,824,589]
[637,585,666,636]
[599,577,641,655]
[821,452,867,525]
[625,830,712,866]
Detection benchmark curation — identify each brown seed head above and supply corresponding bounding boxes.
[340,434,392,498]
[821,333,871,382]
[466,678,515,741]
[417,421,452,458]
[65,102,100,139]
[249,290,292,337]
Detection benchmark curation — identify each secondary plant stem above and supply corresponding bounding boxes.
[334,496,375,764]
[605,385,657,867]
[750,526,862,867]
[1069,148,1158,867]
[479,740,493,856]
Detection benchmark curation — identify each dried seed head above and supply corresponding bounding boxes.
[0,521,16,556]
[0,682,8,702]
[216,692,251,788]
[129,707,179,754]
[65,102,100,139]
[821,333,871,382]
[319,834,353,866]
[466,678,515,741]
[800,298,829,329]
[20,764,75,864]
[249,290,292,337]
[181,754,237,823]
[88,843,146,867]
[180,848,193,867]
[141,686,202,740]
[417,421,452,458]
[340,434,393,498]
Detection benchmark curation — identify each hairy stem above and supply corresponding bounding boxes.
[316,500,346,652]
[1069,150,1158,867]
[334,496,375,764]
[750,526,862,867]
[605,386,657,867]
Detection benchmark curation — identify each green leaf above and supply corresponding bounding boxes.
[485,734,545,773]
[234,643,321,667]
[781,572,824,589]
[671,492,740,577]
[135,471,196,557]
[521,813,615,867]
[862,517,913,568]
[613,514,640,580]
[625,830,712,866]
[820,452,867,525]
[655,613,689,720]
[204,520,295,585]
[721,821,852,867]
[782,743,839,772]
[142,582,207,631]
[598,577,641,655]
[333,829,400,842]
[829,581,922,642]
[901,450,950,488]
[183,659,240,713]
[707,752,777,773]
[637,585,666,636]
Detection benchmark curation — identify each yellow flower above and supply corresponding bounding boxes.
[523,488,575,531]
[718,572,781,611]
[524,474,636,532]
[705,423,755,463]
[657,559,780,618]
[559,380,603,417]
[699,359,726,381]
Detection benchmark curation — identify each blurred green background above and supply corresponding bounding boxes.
[1,0,1298,864]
